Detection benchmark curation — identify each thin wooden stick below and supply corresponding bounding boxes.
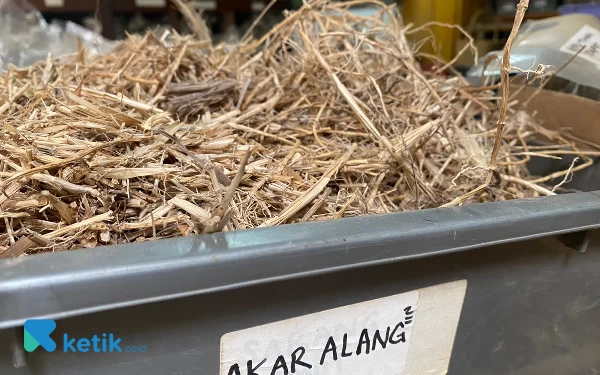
[212,148,253,218]
[46,211,114,239]
[241,0,278,43]
[442,0,530,207]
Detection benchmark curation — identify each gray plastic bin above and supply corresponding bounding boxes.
[1,156,599,375]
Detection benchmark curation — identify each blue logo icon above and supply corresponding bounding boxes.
[24,319,57,352]
[23,319,146,353]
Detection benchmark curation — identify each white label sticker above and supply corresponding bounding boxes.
[559,24,600,66]
[220,280,467,375]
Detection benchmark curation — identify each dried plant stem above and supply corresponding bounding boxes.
[1,237,36,259]
[0,0,593,255]
[501,175,555,196]
[31,174,101,198]
[261,144,357,227]
[47,211,114,239]
[299,29,394,154]
[515,46,586,105]
[302,187,332,222]
[0,181,25,206]
[171,0,211,41]
[552,157,579,192]
[3,139,143,186]
[213,148,253,217]
[241,0,278,43]
[442,0,530,207]
[530,157,592,184]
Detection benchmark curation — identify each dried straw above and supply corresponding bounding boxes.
[0,0,594,257]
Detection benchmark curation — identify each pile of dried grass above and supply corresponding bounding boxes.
[0,0,596,256]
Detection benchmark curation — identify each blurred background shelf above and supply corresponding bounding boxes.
[23,0,597,69]
[400,0,569,65]
[27,0,277,40]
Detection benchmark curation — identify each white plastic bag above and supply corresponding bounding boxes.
[466,13,600,93]
[0,0,116,71]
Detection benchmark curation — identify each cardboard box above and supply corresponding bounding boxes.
[514,86,600,191]
[515,86,600,147]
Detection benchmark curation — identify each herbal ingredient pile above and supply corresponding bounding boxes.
[0,0,594,255]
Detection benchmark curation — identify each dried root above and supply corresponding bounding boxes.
[0,0,593,257]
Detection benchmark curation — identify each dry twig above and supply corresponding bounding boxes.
[442,0,531,207]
